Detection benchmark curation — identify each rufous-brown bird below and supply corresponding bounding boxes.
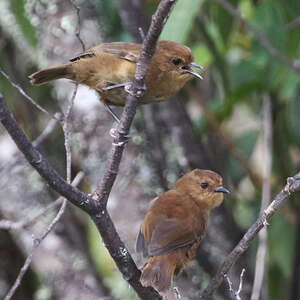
[29,41,202,121]
[136,169,229,296]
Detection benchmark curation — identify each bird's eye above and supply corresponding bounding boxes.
[200,182,208,189]
[172,58,182,66]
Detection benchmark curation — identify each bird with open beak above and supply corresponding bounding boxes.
[29,41,203,122]
[136,169,230,298]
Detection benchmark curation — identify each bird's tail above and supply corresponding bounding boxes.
[140,254,177,293]
[29,63,72,85]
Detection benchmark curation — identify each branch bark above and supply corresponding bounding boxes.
[0,1,179,299]
[92,0,178,207]
[199,171,300,299]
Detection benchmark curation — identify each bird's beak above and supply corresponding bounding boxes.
[185,62,204,80]
[214,186,230,194]
[190,62,204,70]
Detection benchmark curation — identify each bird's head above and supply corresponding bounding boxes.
[173,169,230,210]
[154,40,203,81]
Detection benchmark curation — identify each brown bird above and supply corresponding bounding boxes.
[29,41,202,122]
[136,169,229,296]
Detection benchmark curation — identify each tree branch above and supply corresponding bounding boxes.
[0,93,95,213]
[3,171,84,300]
[0,1,179,299]
[225,268,246,300]
[0,91,160,298]
[250,95,272,300]
[199,171,300,299]
[0,68,60,121]
[0,171,84,230]
[92,0,178,207]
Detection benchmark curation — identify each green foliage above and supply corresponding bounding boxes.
[209,0,239,46]
[228,130,259,182]
[1,0,300,299]
[10,0,38,47]
[287,96,300,147]
[269,213,296,278]
[161,0,204,43]
[192,44,213,66]
[97,0,129,41]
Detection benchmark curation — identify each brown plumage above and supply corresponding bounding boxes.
[29,41,202,106]
[136,169,229,295]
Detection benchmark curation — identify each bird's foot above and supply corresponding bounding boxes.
[102,102,121,124]
[110,128,131,146]
[125,82,147,98]
[102,82,131,92]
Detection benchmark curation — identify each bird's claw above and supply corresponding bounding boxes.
[102,82,131,91]
[263,218,269,226]
[125,82,146,98]
[110,128,131,146]
[284,177,296,194]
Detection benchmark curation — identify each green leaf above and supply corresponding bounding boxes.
[10,0,38,47]
[191,44,213,66]
[160,0,204,43]
[276,0,300,20]
[269,213,296,278]
[280,71,300,101]
[99,0,124,41]
[228,130,259,182]
[252,1,285,50]
[229,59,262,90]
[287,97,300,147]
[269,264,286,300]
[209,0,239,46]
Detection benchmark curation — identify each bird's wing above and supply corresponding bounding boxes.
[69,42,140,63]
[146,216,206,257]
[136,229,148,257]
[136,192,207,257]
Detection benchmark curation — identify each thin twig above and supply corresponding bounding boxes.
[3,172,84,300]
[250,95,272,300]
[225,268,246,300]
[0,69,60,121]
[32,113,61,147]
[211,0,300,74]
[62,84,77,183]
[0,171,84,230]
[199,171,300,299]
[0,114,60,180]
[68,0,85,52]
[0,1,180,298]
[186,85,262,188]
[0,199,61,230]
[119,0,150,41]
[202,105,262,188]
[138,27,146,41]
[286,16,300,31]
[92,0,178,207]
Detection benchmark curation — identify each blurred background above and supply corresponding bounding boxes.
[0,0,300,299]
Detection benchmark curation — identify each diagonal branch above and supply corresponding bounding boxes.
[199,171,300,299]
[0,68,60,121]
[0,92,95,214]
[92,0,178,207]
[3,172,84,300]
[0,1,179,299]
